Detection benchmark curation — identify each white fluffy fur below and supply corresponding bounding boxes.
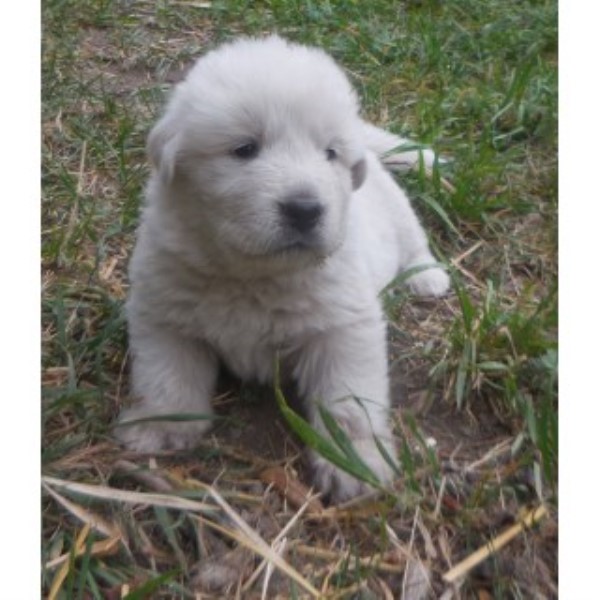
[118,35,449,501]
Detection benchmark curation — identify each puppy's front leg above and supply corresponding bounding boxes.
[117,323,218,452]
[293,315,397,501]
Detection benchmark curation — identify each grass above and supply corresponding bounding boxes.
[42,0,557,597]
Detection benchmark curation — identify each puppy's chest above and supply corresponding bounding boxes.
[186,280,331,381]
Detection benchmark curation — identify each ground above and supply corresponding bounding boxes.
[42,1,557,598]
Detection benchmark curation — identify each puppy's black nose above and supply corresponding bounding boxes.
[278,198,324,233]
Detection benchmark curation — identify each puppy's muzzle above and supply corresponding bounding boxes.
[278,195,324,234]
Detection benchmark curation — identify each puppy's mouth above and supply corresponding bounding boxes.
[269,231,330,257]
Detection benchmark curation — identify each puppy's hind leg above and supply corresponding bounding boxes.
[395,215,451,299]
[363,135,451,298]
[117,322,218,453]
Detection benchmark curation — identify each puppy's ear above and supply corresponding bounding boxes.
[147,116,181,185]
[351,158,367,190]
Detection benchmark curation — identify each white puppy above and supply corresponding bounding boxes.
[118,35,449,501]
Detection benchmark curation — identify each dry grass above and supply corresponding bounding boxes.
[42,1,557,597]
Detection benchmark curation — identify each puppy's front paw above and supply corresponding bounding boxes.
[115,405,213,453]
[310,437,396,503]
[407,266,450,298]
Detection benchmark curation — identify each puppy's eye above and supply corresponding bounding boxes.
[232,141,260,159]
[325,147,338,161]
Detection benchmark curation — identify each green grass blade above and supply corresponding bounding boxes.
[373,434,402,477]
[274,381,380,487]
[317,404,376,475]
[114,413,220,427]
[85,570,104,600]
[122,569,180,600]
[416,193,462,239]
[76,534,95,600]
[153,506,188,573]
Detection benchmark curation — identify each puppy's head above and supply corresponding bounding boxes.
[148,35,367,272]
